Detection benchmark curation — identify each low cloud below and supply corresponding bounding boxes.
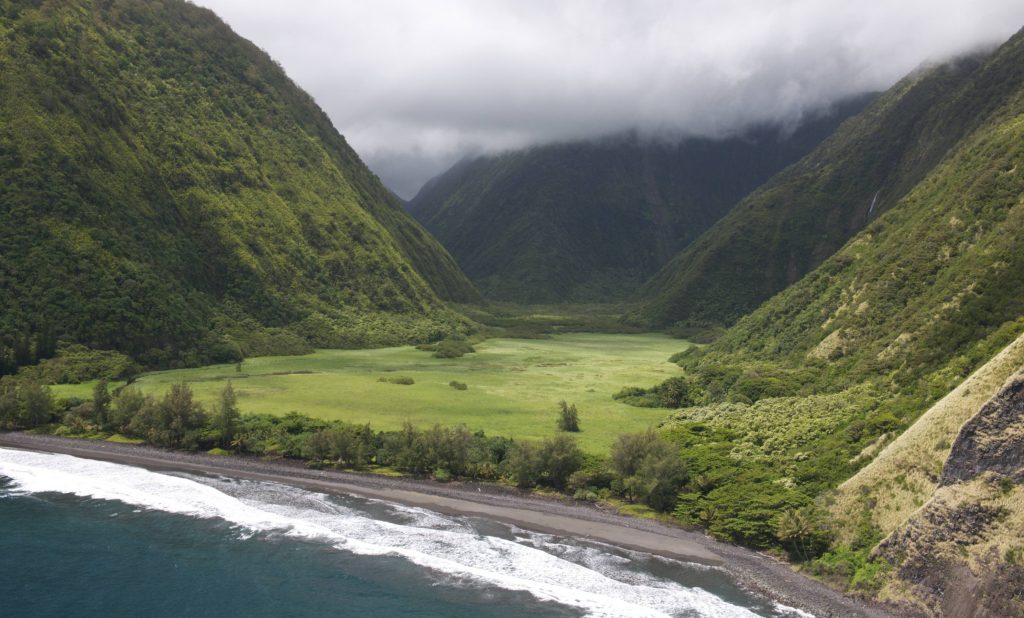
[196,0,1024,198]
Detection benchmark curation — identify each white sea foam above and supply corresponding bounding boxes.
[0,448,799,617]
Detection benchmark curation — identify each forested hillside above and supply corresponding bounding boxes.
[620,26,1024,599]
[0,0,476,373]
[408,103,866,303]
[638,38,1020,327]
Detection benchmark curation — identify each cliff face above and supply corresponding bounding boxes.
[871,372,1024,617]
[940,377,1024,486]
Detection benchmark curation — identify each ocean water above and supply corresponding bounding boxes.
[0,448,809,617]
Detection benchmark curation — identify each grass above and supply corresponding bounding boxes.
[106,434,144,445]
[54,334,690,454]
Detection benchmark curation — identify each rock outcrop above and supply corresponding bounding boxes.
[940,376,1024,486]
[871,371,1024,617]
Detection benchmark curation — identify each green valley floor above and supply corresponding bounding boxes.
[53,334,687,453]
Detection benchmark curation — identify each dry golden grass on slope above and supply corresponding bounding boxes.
[829,333,1024,543]
[873,476,1024,614]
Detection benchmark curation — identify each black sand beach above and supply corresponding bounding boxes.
[0,432,893,618]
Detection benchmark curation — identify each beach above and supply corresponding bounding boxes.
[0,432,892,618]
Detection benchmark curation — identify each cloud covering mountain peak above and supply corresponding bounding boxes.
[197,0,1024,197]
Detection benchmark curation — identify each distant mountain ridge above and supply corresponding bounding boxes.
[407,99,869,304]
[0,0,476,369]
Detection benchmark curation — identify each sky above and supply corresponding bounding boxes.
[195,1,1024,199]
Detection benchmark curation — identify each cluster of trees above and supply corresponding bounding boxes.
[613,376,701,408]
[0,330,59,377]
[0,378,58,428]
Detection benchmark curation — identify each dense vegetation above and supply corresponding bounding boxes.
[1,378,704,519]
[622,24,1024,582]
[0,0,476,373]
[637,37,1021,328]
[408,104,867,303]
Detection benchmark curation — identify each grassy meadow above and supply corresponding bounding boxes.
[53,334,689,453]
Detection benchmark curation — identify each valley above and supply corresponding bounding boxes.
[52,333,687,453]
[2,1,1024,616]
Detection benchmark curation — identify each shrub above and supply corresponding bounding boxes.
[448,380,468,390]
[378,376,415,385]
[612,386,660,408]
[573,489,599,502]
[433,339,475,358]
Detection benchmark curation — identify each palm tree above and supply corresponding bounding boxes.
[776,507,816,561]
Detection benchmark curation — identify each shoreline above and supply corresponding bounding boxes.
[0,432,892,618]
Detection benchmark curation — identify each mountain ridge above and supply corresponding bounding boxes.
[636,43,1018,327]
[0,0,475,371]
[407,100,869,304]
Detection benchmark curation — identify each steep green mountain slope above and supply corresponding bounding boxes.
[638,41,1020,327]
[0,0,476,370]
[620,25,1024,582]
[408,103,866,303]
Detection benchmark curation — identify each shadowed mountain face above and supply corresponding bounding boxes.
[0,0,476,367]
[638,37,1024,328]
[407,100,868,304]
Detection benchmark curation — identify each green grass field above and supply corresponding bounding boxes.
[52,334,688,453]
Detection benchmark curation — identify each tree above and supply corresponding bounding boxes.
[93,379,111,430]
[506,441,542,488]
[632,449,687,511]
[109,387,149,433]
[611,429,661,478]
[129,382,205,448]
[557,400,580,432]
[539,434,583,489]
[13,334,32,367]
[211,382,240,447]
[34,327,58,360]
[305,423,375,468]
[658,376,695,408]
[163,382,207,448]
[0,347,14,377]
[611,428,688,510]
[0,377,19,428]
[21,382,55,427]
[386,421,431,473]
[775,506,830,561]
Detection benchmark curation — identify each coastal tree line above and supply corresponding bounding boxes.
[0,378,831,561]
[0,380,693,508]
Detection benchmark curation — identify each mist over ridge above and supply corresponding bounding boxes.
[196,0,1024,197]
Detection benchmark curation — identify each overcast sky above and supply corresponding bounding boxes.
[195,1,1024,199]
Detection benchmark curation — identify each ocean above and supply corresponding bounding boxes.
[0,448,808,617]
